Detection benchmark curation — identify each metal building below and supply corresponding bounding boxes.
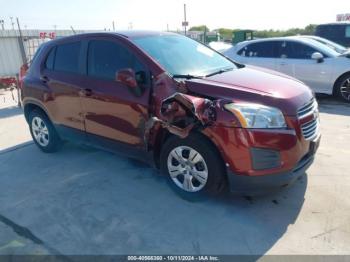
[0,29,92,77]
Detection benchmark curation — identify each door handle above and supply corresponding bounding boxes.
[40,75,49,83]
[81,88,93,97]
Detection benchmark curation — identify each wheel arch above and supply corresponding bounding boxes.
[333,71,350,95]
[23,101,50,123]
[152,127,172,168]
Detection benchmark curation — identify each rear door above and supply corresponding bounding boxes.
[79,37,152,155]
[235,41,278,70]
[274,41,296,77]
[41,41,85,139]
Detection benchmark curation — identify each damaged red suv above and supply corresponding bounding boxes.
[22,31,320,198]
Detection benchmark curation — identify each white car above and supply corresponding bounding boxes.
[224,37,350,102]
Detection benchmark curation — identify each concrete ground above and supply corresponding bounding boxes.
[0,90,350,256]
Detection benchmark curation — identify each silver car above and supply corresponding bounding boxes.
[224,37,350,102]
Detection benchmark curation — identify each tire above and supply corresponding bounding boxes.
[160,133,227,200]
[335,73,350,103]
[29,109,62,153]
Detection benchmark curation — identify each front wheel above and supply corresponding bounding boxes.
[335,74,350,103]
[160,133,227,200]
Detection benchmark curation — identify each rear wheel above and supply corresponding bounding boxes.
[29,109,62,153]
[160,133,227,200]
[335,73,350,103]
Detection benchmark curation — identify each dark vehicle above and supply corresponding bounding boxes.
[315,23,350,47]
[22,31,320,199]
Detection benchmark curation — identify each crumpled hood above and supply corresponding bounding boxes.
[184,66,314,116]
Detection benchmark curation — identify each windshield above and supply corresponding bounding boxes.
[133,34,236,76]
[308,36,347,54]
[303,39,341,57]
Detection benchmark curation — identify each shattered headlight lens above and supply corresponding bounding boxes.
[224,103,287,129]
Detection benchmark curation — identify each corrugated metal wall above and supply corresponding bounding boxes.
[0,31,24,76]
[0,29,96,77]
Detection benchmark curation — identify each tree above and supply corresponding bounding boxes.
[214,28,233,39]
[189,25,209,32]
[189,24,318,41]
[253,24,318,38]
[303,24,317,35]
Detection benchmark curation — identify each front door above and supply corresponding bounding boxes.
[79,38,151,154]
[276,41,332,93]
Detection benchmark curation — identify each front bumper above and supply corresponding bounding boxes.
[227,152,315,194]
[226,134,320,194]
[203,123,320,194]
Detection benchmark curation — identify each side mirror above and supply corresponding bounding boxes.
[116,68,138,88]
[311,52,324,63]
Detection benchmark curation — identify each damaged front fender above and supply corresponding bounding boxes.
[143,92,216,147]
[156,92,216,138]
[143,73,237,151]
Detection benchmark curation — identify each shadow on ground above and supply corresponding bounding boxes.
[0,141,307,256]
[0,106,22,119]
[316,94,350,116]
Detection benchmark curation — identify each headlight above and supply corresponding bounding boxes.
[224,103,287,129]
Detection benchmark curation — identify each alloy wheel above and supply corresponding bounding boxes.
[340,78,350,102]
[31,116,50,147]
[167,146,208,192]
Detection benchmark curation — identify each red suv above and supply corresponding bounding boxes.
[22,31,320,198]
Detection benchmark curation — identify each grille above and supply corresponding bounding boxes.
[297,99,318,119]
[301,118,320,141]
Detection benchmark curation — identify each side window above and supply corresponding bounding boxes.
[238,42,276,58]
[87,40,147,83]
[280,41,317,59]
[45,47,56,70]
[30,45,43,66]
[54,42,81,74]
[346,26,350,38]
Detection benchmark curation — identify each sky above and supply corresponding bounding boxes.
[0,0,349,31]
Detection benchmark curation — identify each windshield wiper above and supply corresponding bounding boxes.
[172,74,204,80]
[206,67,234,77]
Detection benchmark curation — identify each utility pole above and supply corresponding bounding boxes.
[183,4,188,36]
[16,17,26,64]
[167,24,169,32]
[0,19,4,30]
[112,21,115,31]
